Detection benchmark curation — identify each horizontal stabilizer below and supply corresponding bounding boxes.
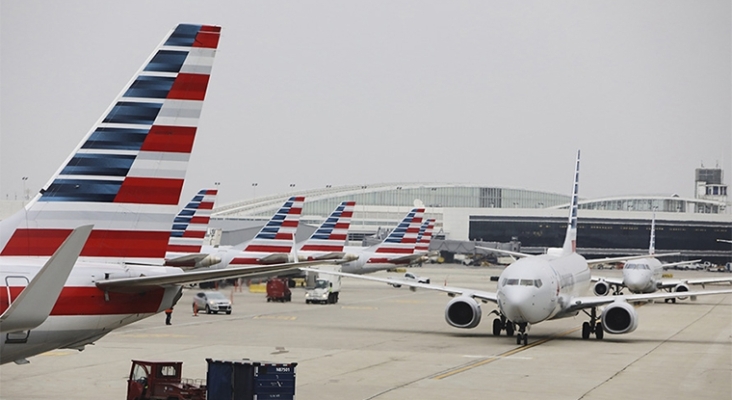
[0,225,93,333]
[475,246,532,258]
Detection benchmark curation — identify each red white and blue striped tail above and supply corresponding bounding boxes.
[242,196,306,253]
[299,201,355,252]
[166,188,218,257]
[373,208,425,254]
[415,218,435,253]
[0,24,221,265]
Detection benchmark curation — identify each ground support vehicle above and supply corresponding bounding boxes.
[266,278,292,302]
[126,360,206,400]
[305,266,341,304]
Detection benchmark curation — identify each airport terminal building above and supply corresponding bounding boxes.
[212,168,731,263]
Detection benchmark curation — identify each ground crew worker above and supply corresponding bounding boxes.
[192,299,198,316]
[165,307,173,325]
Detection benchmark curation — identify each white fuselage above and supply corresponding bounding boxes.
[622,257,663,294]
[496,253,591,325]
[0,258,182,364]
[338,246,410,274]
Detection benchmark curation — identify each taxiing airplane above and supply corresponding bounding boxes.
[0,24,329,365]
[592,214,729,301]
[304,151,732,345]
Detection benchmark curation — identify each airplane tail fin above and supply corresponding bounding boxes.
[0,24,221,265]
[372,208,425,254]
[649,212,656,256]
[242,196,306,253]
[415,218,435,253]
[561,150,580,256]
[299,201,355,252]
[166,188,218,256]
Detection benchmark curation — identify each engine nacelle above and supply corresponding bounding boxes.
[195,254,222,269]
[444,296,482,329]
[601,301,639,334]
[673,283,690,300]
[593,280,610,296]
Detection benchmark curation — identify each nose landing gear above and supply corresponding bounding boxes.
[516,323,528,345]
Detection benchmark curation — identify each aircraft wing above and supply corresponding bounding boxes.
[586,252,680,267]
[1,225,93,333]
[475,246,532,258]
[300,267,498,303]
[656,277,732,290]
[564,288,732,313]
[659,259,702,269]
[96,260,336,293]
[590,276,623,286]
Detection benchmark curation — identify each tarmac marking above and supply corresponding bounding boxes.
[391,299,424,304]
[432,326,581,380]
[341,306,379,310]
[119,333,191,338]
[38,350,77,357]
[253,315,297,320]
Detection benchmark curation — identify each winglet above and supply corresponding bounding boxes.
[561,150,580,256]
[0,225,93,333]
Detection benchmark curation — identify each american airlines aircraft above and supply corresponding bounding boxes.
[304,151,732,345]
[338,208,429,274]
[0,24,329,365]
[592,214,729,301]
[165,188,221,268]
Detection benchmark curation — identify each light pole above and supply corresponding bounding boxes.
[21,176,28,203]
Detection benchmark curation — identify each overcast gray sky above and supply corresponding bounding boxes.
[1,1,730,207]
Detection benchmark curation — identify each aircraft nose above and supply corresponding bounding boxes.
[624,270,651,292]
[500,288,550,324]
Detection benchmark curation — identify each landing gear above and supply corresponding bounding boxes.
[581,307,604,340]
[664,298,676,304]
[515,323,528,345]
[490,313,515,337]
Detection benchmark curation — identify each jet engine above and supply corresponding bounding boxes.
[195,254,222,269]
[600,301,639,334]
[444,296,482,329]
[593,280,610,296]
[673,283,690,300]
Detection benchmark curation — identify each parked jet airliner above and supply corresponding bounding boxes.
[0,24,330,365]
[304,151,732,345]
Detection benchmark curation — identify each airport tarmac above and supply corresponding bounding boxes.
[1,264,730,399]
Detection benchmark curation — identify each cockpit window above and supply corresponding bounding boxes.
[626,264,649,270]
[503,278,542,287]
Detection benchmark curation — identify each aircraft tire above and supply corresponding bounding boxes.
[522,333,528,346]
[582,322,591,339]
[595,323,604,340]
[506,323,514,337]
[492,319,501,336]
